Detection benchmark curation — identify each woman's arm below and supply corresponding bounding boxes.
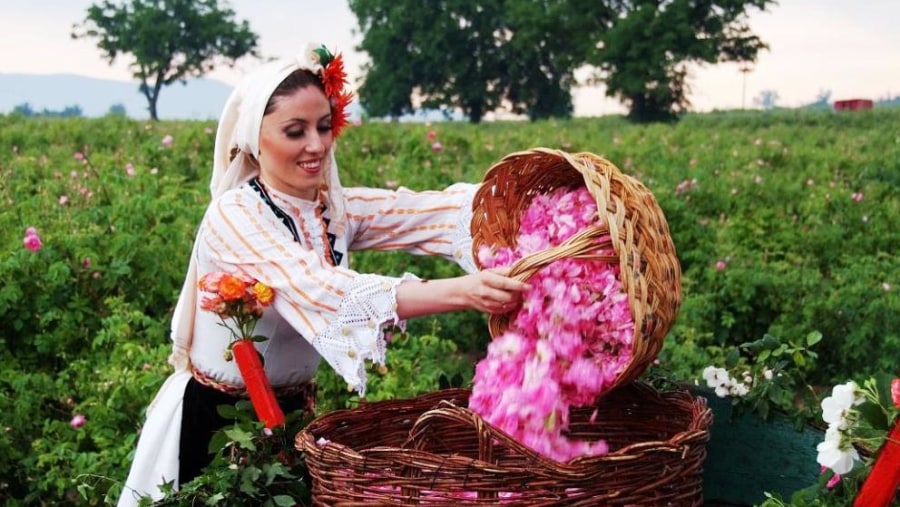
[201,189,525,394]
[343,183,479,272]
[396,267,529,318]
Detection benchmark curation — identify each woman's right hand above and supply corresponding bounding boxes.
[395,267,530,319]
[460,267,530,315]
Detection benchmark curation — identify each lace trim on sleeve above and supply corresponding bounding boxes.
[311,272,419,396]
[451,183,479,274]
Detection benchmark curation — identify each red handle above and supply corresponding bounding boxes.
[854,416,900,507]
[231,339,285,429]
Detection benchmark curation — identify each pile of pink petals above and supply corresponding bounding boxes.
[469,187,634,462]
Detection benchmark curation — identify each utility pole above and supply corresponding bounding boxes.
[740,65,752,110]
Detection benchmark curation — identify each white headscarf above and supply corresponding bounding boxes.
[168,46,348,370]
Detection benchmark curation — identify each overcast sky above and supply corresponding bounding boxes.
[1,0,897,116]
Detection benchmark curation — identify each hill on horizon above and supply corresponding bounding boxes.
[0,73,234,120]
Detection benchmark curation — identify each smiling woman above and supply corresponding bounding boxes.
[115,43,529,506]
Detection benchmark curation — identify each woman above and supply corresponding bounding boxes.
[118,45,527,505]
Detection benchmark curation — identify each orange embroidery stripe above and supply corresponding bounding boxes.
[370,238,452,251]
[346,205,459,221]
[364,223,456,233]
[345,188,469,203]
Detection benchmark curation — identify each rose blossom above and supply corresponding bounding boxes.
[23,228,42,252]
[70,414,87,429]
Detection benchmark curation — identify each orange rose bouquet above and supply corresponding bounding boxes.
[199,272,284,428]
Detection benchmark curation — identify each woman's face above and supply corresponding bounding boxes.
[257,85,333,200]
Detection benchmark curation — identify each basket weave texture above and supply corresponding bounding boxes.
[471,148,682,390]
[296,383,712,506]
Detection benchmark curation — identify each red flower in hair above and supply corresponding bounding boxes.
[330,89,354,139]
[322,53,348,98]
[312,45,353,138]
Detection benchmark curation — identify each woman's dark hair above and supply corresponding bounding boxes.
[263,69,326,115]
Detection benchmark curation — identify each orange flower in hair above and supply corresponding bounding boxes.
[312,45,353,138]
[321,53,348,98]
[330,89,354,139]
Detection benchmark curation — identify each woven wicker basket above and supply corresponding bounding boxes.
[471,148,681,390]
[296,383,712,506]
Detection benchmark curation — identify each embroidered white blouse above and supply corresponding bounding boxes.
[191,180,479,394]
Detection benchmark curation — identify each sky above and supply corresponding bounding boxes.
[1,0,898,117]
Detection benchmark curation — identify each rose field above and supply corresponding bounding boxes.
[1,108,898,505]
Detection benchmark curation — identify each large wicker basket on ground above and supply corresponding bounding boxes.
[296,383,712,506]
[471,148,681,389]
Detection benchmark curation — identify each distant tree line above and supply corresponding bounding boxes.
[9,103,127,118]
[12,103,83,118]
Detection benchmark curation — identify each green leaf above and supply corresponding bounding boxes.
[224,427,257,452]
[873,371,897,405]
[857,401,889,431]
[792,350,805,367]
[239,466,262,494]
[208,429,231,456]
[205,492,226,505]
[273,495,298,506]
[805,330,823,347]
[743,333,781,353]
[725,347,740,368]
[313,45,334,67]
[216,403,239,419]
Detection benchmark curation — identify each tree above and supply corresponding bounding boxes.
[107,103,128,116]
[802,89,831,110]
[73,0,258,120]
[351,0,507,123]
[753,89,780,110]
[12,103,34,117]
[588,0,775,122]
[350,0,607,123]
[503,1,613,120]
